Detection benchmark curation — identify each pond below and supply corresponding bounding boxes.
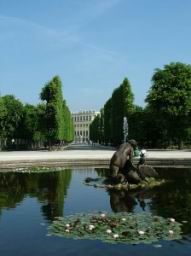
[0,167,191,256]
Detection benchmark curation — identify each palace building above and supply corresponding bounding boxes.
[72,111,99,143]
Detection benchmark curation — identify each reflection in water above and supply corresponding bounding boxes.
[0,170,72,221]
[108,188,155,212]
[0,167,191,255]
[107,167,191,236]
[109,189,137,212]
[150,168,191,235]
[1,167,191,232]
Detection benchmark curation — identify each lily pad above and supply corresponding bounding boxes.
[48,212,182,244]
[13,167,64,173]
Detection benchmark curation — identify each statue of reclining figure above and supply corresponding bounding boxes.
[109,140,140,184]
[109,142,158,184]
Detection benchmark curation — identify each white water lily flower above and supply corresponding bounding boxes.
[100,213,106,218]
[122,218,126,221]
[89,225,95,230]
[169,218,175,222]
[113,234,119,239]
[138,230,145,235]
[65,224,70,228]
[106,229,112,234]
[169,230,174,235]
[65,229,70,233]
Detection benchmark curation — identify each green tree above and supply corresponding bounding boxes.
[90,114,101,143]
[146,62,191,148]
[104,98,112,145]
[21,103,46,143]
[0,95,23,139]
[128,106,145,146]
[0,97,7,138]
[40,76,65,144]
[63,101,74,142]
[111,78,134,145]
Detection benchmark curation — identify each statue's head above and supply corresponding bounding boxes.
[128,139,138,149]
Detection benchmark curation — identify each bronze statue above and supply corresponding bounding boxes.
[109,141,158,185]
[109,139,138,179]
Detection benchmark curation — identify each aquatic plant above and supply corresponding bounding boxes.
[13,167,64,173]
[84,177,167,191]
[48,212,182,244]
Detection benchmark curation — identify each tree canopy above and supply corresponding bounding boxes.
[146,62,191,148]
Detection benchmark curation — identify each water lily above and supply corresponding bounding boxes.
[89,225,95,230]
[100,213,106,218]
[50,212,182,244]
[138,230,145,235]
[169,218,175,222]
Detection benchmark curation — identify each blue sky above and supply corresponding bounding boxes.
[0,0,191,112]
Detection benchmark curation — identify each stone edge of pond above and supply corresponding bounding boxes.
[0,158,191,170]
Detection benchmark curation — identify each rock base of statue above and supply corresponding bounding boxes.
[84,176,166,191]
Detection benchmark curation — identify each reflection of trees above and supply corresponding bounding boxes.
[0,170,72,221]
[149,171,191,235]
[108,167,191,234]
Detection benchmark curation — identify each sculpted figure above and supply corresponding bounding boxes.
[110,143,159,185]
[137,151,159,180]
[109,139,138,181]
[126,150,159,184]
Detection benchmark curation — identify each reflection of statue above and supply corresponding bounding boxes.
[109,188,154,213]
[109,189,137,212]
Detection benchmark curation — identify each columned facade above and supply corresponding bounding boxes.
[72,111,99,143]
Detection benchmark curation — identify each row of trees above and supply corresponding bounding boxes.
[0,76,74,149]
[90,62,191,148]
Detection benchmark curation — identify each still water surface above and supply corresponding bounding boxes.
[0,167,191,256]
